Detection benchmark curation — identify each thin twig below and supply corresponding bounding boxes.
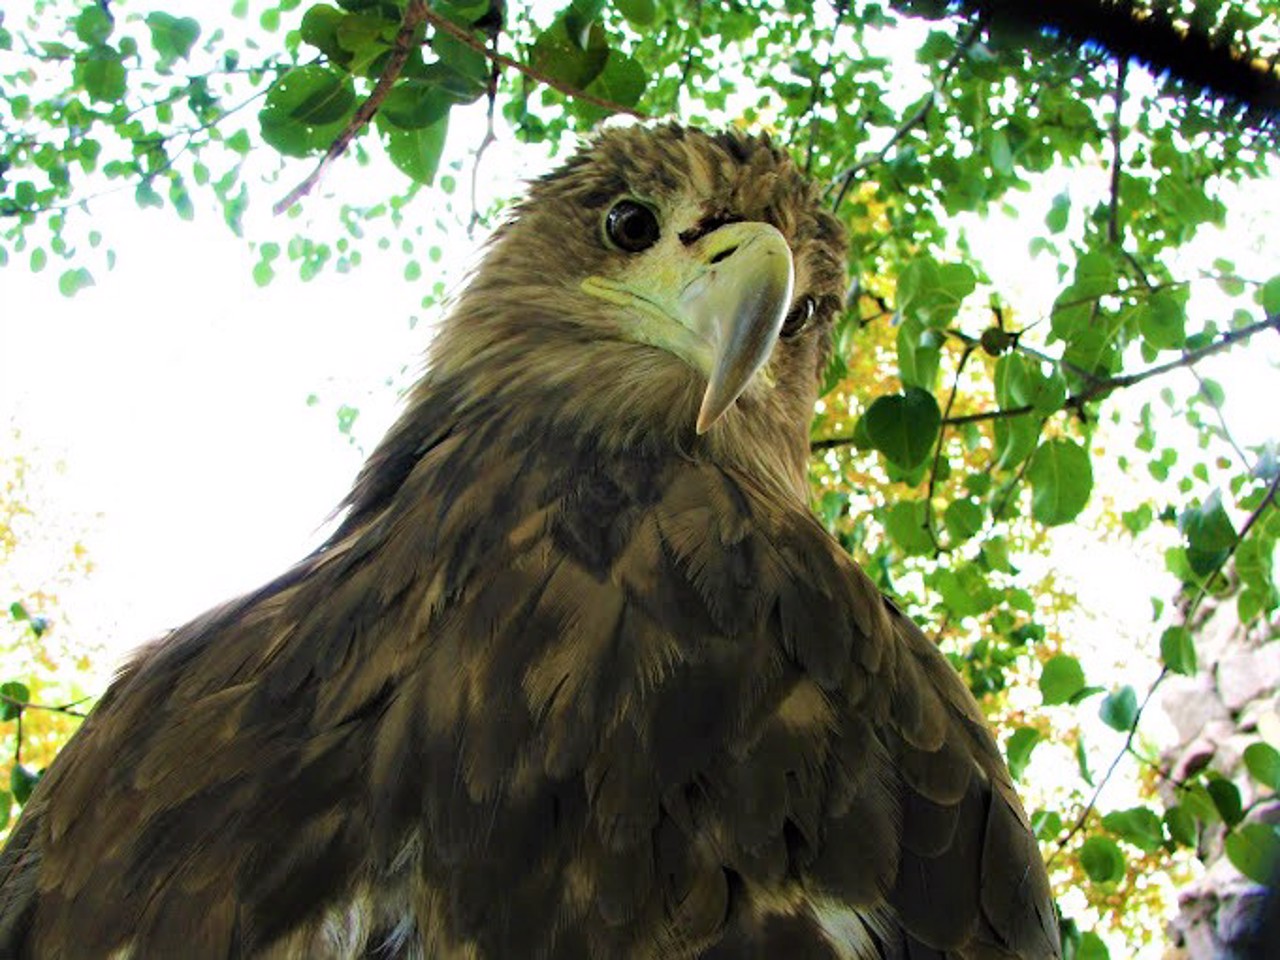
[804,1,849,175]
[924,343,976,553]
[420,5,649,120]
[1107,57,1128,246]
[990,417,1045,519]
[274,1,429,214]
[668,0,704,114]
[1189,366,1252,472]
[828,18,983,211]
[1048,470,1280,865]
[1047,667,1169,868]
[0,693,91,719]
[468,38,502,237]
[810,312,1280,451]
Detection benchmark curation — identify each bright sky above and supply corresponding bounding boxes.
[2,6,1278,956]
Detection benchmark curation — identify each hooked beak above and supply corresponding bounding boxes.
[581,221,795,433]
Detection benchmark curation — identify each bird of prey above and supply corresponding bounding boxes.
[0,124,1058,959]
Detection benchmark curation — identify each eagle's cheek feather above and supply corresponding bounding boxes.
[0,124,1059,960]
[583,219,795,435]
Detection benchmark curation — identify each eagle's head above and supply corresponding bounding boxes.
[428,124,847,499]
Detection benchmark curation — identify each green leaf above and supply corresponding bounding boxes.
[896,317,942,390]
[300,4,350,63]
[943,499,984,544]
[146,12,201,66]
[1138,289,1187,351]
[260,66,356,157]
[1226,823,1280,883]
[58,268,95,298]
[1180,491,1237,578]
[380,79,456,129]
[1032,809,1062,840]
[1181,783,1220,825]
[882,500,934,556]
[75,53,127,103]
[566,0,607,48]
[0,793,9,831]
[1045,191,1069,233]
[1244,742,1280,793]
[336,404,360,435]
[1040,653,1085,705]
[1261,272,1280,317]
[580,51,648,116]
[1005,727,1040,781]
[430,33,490,98]
[1102,806,1164,852]
[1165,805,1198,847]
[1099,685,1138,732]
[616,0,657,26]
[861,388,941,469]
[1207,777,1244,827]
[1077,932,1110,960]
[384,114,449,184]
[995,353,1066,415]
[988,127,1012,174]
[1077,733,1094,785]
[431,0,492,24]
[1159,625,1197,676]
[993,414,1038,471]
[1079,836,1125,883]
[1026,439,1093,526]
[530,17,609,89]
[1074,252,1117,298]
[896,256,975,328]
[0,681,30,721]
[280,66,356,124]
[10,764,40,806]
[74,6,114,45]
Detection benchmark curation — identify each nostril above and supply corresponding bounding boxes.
[709,246,737,265]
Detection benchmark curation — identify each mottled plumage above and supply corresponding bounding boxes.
[0,125,1058,959]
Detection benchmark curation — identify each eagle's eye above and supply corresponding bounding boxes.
[781,295,816,339]
[605,200,661,253]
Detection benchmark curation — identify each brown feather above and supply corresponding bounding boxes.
[0,125,1056,960]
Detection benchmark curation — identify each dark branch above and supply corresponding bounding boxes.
[1048,469,1280,865]
[803,1,850,176]
[1107,57,1127,246]
[810,311,1280,452]
[923,342,977,553]
[827,18,983,211]
[419,5,649,120]
[0,693,90,719]
[274,1,429,214]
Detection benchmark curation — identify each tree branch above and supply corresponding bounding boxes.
[274,1,428,215]
[1048,469,1280,866]
[1107,57,1128,246]
[0,693,90,719]
[419,5,649,120]
[804,1,850,175]
[828,18,983,211]
[1047,666,1169,868]
[924,342,977,553]
[810,311,1280,451]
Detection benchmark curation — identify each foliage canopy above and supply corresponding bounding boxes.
[3,0,1279,954]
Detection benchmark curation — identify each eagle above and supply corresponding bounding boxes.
[0,124,1058,959]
